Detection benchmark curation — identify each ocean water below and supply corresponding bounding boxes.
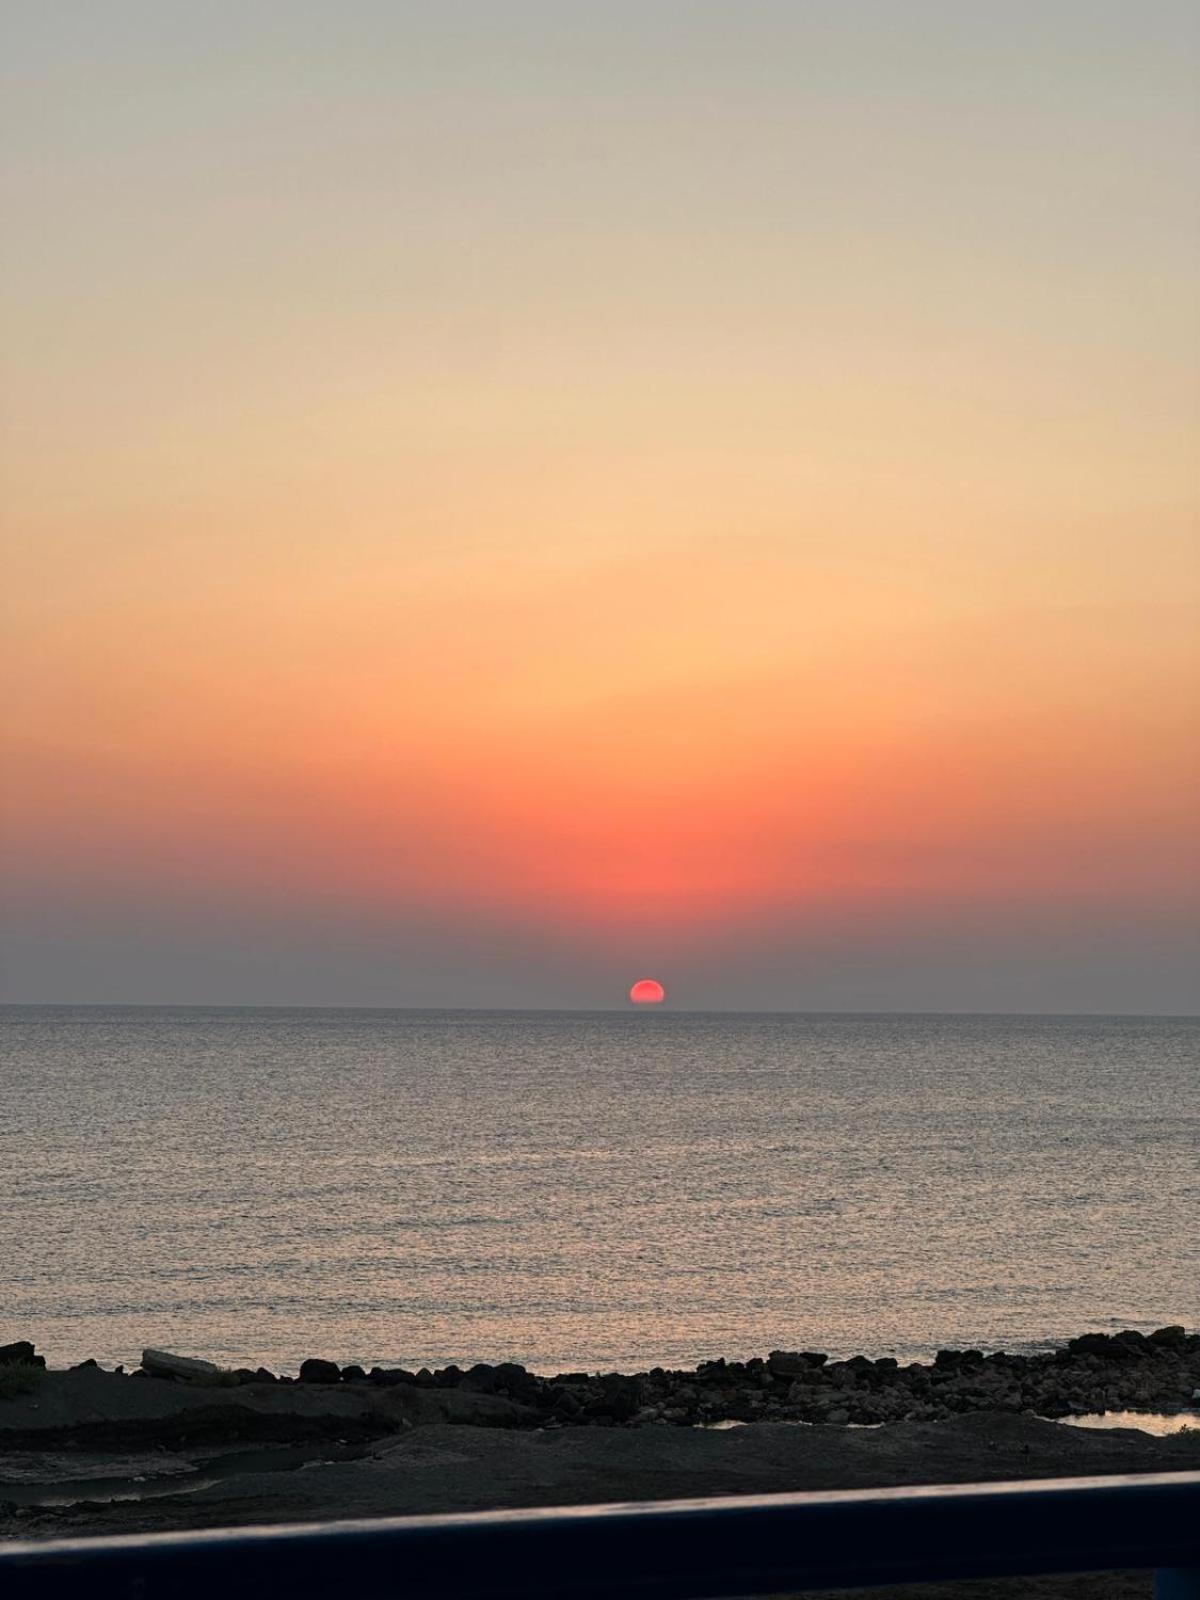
[2,1006,1197,1374]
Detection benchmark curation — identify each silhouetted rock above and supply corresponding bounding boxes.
[0,1341,45,1368]
[767,1350,824,1377]
[340,1365,368,1383]
[298,1358,341,1384]
[588,1374,642,1420]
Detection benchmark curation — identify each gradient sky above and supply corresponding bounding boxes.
[3,1,1198,1010]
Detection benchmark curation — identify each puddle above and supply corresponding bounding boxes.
[704,1412,1200,1437]
[1053,1411,1200,1438]
[698,1418,884,1430]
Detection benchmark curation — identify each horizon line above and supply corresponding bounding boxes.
[1,1001,1197,1021]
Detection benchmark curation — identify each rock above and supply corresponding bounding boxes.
[340,1365,368,1383]
[461,1363,498,1392]
[0,1341,45,1368]
[767,1350,825,1377]
[369,1367,417,1387]
[298,1358,342,1384]
[255,1367,278,1384]
[141,1349,219,1381]
[1072,1334,1146,1364]
[550,1386,582,1417]
[231,1368,260,1385]
[1149,1326,1187,1347]
[1113,1330,1150,1354]
[69,1358,100,1371]
[588,1375,643,1421]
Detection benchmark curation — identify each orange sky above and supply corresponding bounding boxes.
[2,4,1198,1008]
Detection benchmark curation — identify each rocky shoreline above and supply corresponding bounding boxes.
[4,1329,1200,1597]
[6,1325,1198,1434]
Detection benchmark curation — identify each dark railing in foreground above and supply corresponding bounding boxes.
[2,1471,1198,1597]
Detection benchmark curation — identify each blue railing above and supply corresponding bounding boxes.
[1,1470,1198,1597]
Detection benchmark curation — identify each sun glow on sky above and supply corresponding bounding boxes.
[2,3,1198,1010]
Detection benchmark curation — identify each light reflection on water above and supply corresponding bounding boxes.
[1056,1411,1200,1437]
[4,1006,1197,1372]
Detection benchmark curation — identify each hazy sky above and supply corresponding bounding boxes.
[3,2,1198,1010]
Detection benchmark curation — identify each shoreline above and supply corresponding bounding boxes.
[5,1329,1200,1596]
[6,1325,1198,1432]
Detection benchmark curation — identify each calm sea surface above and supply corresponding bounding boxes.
[2,1007,1197,1373]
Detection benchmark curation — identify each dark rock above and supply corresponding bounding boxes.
[934,1349,983,1370]
[254,1367,278,1384]
[461,1363,497,1393]
[434,1365,464,1389]
[1067,1334,1141,1364]
[1113,1330,1150,1354]
[340,1365,368,1383]
[232,1368,260,1386]
[1149,1325,1187,1347]
[767,1350,825,1377]
[69,1358,100,1371]
[369,1366,416,1387]
[494,1362,539,1400]
[1068,1334,1113,1358]
[0,1341,45,1368]
[588,1374,643,1421]
[298,1358,341,1385]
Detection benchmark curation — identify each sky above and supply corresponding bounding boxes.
[2,1,1198,1011]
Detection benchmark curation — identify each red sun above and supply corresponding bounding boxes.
[629,978,665,1005]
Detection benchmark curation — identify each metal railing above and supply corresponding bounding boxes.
[1,1470,1198,1597]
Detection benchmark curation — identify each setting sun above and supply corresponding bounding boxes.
[629,979,666,1005]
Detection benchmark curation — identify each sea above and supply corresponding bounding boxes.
[2,1006,1196,1375]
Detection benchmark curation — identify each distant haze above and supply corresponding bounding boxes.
[2,2,1198,1013]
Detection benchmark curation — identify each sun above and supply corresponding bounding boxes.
[629,978,665,1005]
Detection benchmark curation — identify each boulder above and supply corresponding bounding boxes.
[369,1367,417,1387]
[0,1340,45,1368]
[141,1349,219,1381]
[340,1364,368,1383]
[588,1374,643,1421]
[767,1350,825,1377]
[1149,1326,1187,1348]
[298,1357,342,1384]
[1067,1334,1142,1364]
